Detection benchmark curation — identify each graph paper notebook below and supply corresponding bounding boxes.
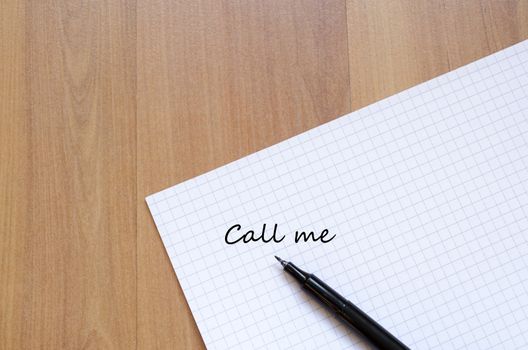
[146,40,528,349]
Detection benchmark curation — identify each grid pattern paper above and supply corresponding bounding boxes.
[146,40,528,349]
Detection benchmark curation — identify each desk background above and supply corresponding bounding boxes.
[1,1,527,348]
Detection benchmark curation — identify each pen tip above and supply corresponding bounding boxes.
[275,255,287,267]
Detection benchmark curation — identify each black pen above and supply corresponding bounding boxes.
[275,256,410,350]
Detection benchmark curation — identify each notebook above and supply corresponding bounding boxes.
[146,40,528,349]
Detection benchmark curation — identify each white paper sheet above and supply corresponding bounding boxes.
[147,40,528,349]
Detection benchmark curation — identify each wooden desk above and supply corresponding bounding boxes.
[1,0,526,348]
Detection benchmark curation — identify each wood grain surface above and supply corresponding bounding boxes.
[1,0,527,348]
